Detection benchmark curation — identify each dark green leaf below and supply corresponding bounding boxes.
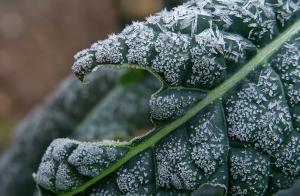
[36,0,300,195]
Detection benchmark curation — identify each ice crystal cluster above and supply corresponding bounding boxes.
[36,0,300,195]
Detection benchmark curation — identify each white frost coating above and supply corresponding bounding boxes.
[225,67,292,153]
[273,134,300,176]
[68,143,127,177]
[189,111,226,176]
[55,163,84,192]
[188,27,256,87]
[271,38,300,133]
[188,28,226,87]
[156,136,199,190]
[190,28,223,86]
[210,0,277,42]
[36,139,127,192]
[271,42,300,105]
[36,160,56,191]
[275,0,300,26]
[72,49,94,77]
[116,151,153,194]
[171,4,211,33]
[150,92,198,120]
[191,144,224,175]
[152,32,191,85]
[194,27,225,54]
[36,139,79,191]
[270,38,300,131]
[51,139,77,162]
[123,22,156,65]
[222,33,256,63]
[229,149,270,195]
[92,34,125,64]
[145,0,213,33]
[160,3,212,33]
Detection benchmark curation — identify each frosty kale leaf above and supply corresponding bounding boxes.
[36,0,300,195]
[0,69,157,196]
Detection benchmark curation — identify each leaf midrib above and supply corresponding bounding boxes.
[61,19,300,196]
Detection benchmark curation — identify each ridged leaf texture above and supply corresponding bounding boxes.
[0,70,157,196]
[36,0,300,195]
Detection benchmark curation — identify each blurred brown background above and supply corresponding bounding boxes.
[0,0,163,149]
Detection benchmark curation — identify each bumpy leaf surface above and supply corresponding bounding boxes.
[0,70,156,196]
[0,70,118,196]
[36,0,300,195]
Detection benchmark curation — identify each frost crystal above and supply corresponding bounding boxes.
[68,143,127,177]
[275,0,300,26]
[188,28,227,87]
[117,150,154,195]
[72,49,95,80]
[210,0,277,45]
[273,134,300,176]
[152,32,191,85]
[156,130,200,190]
[92,34,126,64]
[36,159,56,191]
[51,139,77,162]
[188,107,227,176]
[225,67,292,153]
[229,148,270,195]
[270,37,300,131]
[36,139,127,192]
[55,163,85,192]
[188,27,256,88]
[123,22,156,65]
[150,90,204,121]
